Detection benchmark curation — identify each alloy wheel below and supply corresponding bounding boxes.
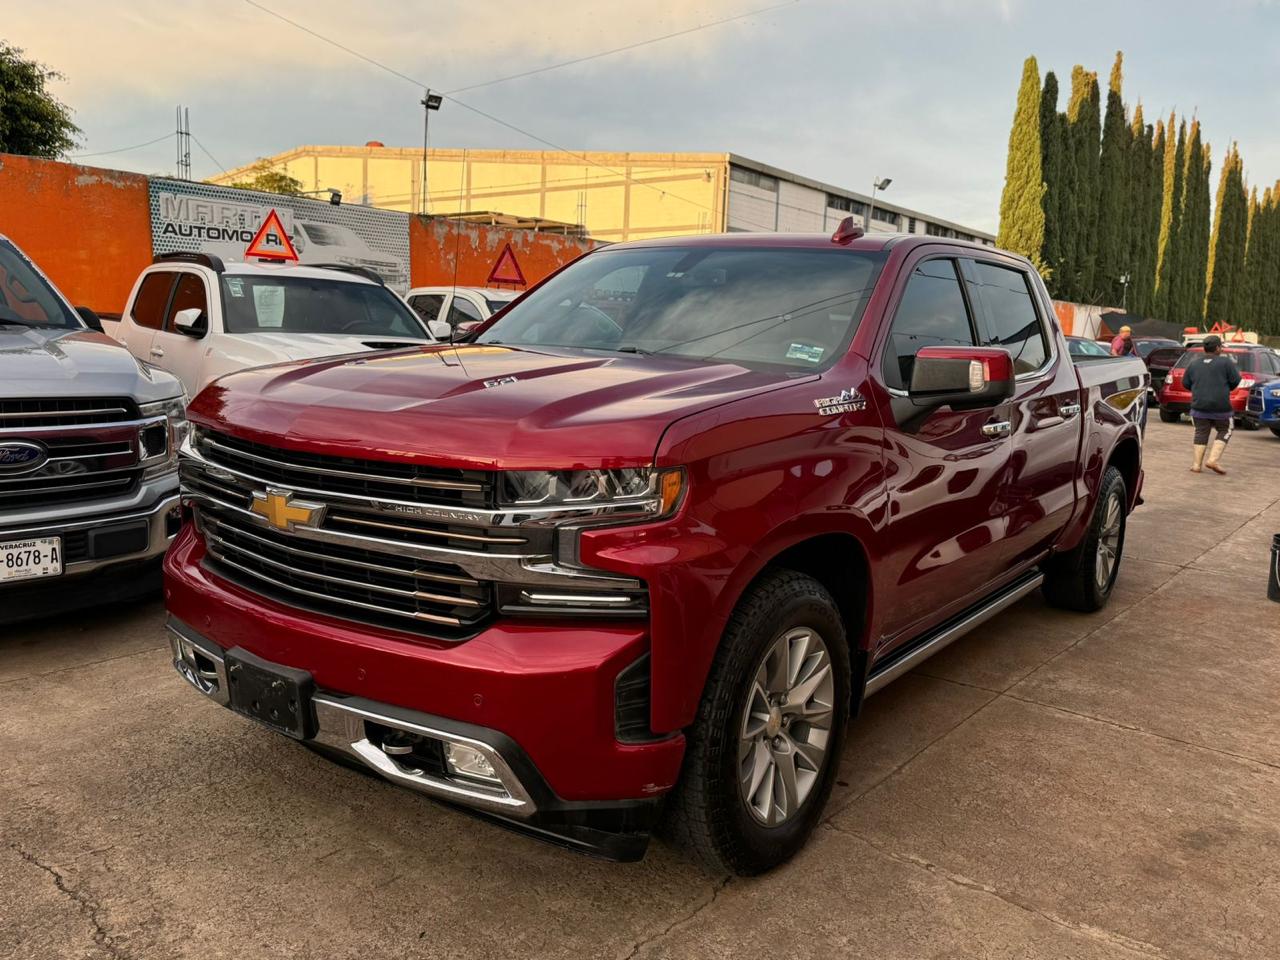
[738,627,836,826]
[1095,491,1123,590]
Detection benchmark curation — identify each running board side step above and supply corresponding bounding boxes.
[864,570,1045,696]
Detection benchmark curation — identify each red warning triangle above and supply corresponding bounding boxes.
[245,209,300,262]
[486,243,526,286]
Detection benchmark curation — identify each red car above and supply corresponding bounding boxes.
[1158,344,1280,424]
[166,226,1147,874]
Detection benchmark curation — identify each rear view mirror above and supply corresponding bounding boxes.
[427,319,452,341]
[75,305,103,331]
[173,307,207,337]
[909,346,1015,409]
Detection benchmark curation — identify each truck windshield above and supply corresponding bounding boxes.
[477,246,886,371]
[220,275,427,338]
[0,238,81,329]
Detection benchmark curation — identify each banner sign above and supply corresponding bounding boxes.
[148,179,411,292]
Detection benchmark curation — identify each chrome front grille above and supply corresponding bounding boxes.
[1247,386,1264,413]
[0,396,139,428]
[197,430,492,508]
[180,429,648,640]
[0,401,147,510]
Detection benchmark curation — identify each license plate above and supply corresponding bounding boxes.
[224,647,315,739]
[0,537,63,583]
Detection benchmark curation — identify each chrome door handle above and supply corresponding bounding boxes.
[150,347,164,358]
[981,421,1012,438]
[1060,402,1081,417]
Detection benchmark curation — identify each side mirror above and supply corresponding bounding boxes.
[173,307,207,337]
[76,306,103,331]
[909,346,1015,409]
[427,319,452,342]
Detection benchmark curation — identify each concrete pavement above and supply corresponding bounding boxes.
[2,418,1278,959]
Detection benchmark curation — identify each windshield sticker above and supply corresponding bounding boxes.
[786,343,825,363]
[813,388,866,416]
[226,278,244,297]
[252,285,285,328]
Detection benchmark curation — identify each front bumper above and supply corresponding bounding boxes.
[168,614,663,860]
[1,481,181,619]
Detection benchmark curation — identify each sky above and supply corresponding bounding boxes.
[8,0,1280,234]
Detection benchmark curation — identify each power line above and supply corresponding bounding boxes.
[191,133,228,174]
[444,0,800,95]
[71,132,174,159]
[239,0,762,227]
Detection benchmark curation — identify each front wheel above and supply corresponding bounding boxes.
[1042,466,1127,612]
[664,570,850,875]
[1158,407,1181,423]
[1270,427,1280,439]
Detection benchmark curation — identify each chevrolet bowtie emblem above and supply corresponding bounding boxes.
[249,488,325,532]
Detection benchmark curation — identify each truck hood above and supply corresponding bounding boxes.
[231,331,430,362]
[0,325,182,403]
[190,343,806,470]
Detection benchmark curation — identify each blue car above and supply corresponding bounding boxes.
[1244,376,1280,437]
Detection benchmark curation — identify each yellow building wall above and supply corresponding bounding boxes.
[213,148,727,241]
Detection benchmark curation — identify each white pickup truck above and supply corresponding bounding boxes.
[103,254,448,399]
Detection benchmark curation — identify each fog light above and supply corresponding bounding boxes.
[444,742,499,783]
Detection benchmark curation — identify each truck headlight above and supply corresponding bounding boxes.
[500,467,684,515]
[1270,388,1280,398]
[138,395,189,478]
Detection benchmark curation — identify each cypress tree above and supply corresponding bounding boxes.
[1155,115,1184,320]
[1175,122,1210,325]
[1066,67,1102,300]
[1146,120,1166,317]
[1096,52,1130,304]
[997,57,1047,268]
[1205,144,1248,326]
[1238,185,1259,328]
[1127,106,1153,316]
[1040,72,1064,291]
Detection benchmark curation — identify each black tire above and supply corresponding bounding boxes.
[1042,466,1127,612]
[1271,427,1280,439]
[1238,417,1259,431]
[1158,407,1181,423]
[664,569,851,876]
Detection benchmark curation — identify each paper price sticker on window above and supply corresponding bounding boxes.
[253,285,285,328]
[786,343,825,363]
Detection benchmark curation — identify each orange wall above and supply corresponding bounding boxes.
[410,216,594,290]
[0,153,153,315]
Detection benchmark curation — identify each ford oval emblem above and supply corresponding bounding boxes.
[0,441,49,474]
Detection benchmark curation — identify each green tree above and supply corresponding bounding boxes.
[1066,66,1101,300]
[1126,106,1155,316]
[1237,185,1259,328]
[1205,144,1248,326]
[1096,52,1131,304]
[226,161,304,195]
[0,41,80,158]
[1173,121,1210,325]
[1144,118,1166,317]
[997,57,1046,268]
[1040,71,1065,290]
[1155,114,1185,319]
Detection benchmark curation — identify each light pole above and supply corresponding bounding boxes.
[865,176,892,231]
[420,90,443,215]
[1119,272,1131,313]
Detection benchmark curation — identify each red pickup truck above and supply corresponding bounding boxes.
[166,225,1147,874]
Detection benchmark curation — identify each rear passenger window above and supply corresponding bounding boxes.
[163,273,208,330]
[410,293,445,322]
[882,258,974,391]
[972,262,1049,374]
[131,273,175,330]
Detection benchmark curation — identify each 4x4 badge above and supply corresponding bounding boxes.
[813,388,866,416]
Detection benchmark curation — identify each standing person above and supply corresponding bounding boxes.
[1183,335,1241,475]
[1110,324,1135,356]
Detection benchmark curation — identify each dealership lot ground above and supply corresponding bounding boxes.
[3,417,1278,960]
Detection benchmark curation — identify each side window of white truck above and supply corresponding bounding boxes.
[131,273,173,329]
[162,273,210,336]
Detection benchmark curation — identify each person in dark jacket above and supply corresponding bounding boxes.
[1182,335,1241,474]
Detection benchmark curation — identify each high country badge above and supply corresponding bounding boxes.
[813,388,866,416]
